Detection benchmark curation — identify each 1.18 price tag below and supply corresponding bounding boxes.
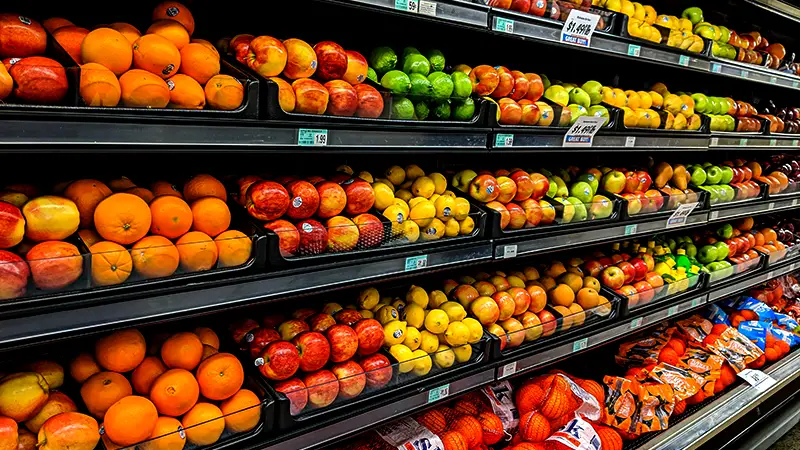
[563,115,605,146]
[560,9,600,47]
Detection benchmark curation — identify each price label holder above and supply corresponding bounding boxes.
[630,317,643,330]
[768,202,775,210]
[560,9,600,47]
[624,224,638,236]
[625,136,636,147]
[792,198,798,207]
[298,129,328,146]
[665,202,698,228]
[418,0,437,16]
[738,369,777,393]
[709,210,719,220]
[563,115,605,146]
[427,384,450,403]
[404,255,428,272]
[668,305,679,316]
[793,140,799,147]
[500,362,517,378]
[572,338,588,352]
[710,137,719,146]
[770,76,778,84]
[495,17,514,33]
[741,69,749,78]
[679,55,690,66]
[739,138,748,146]
[712,63,722,73]
[394,0,419,12]
[495,133,514,147]
[502,245,518,259]
[627,44,641,57]
[770,138,778,146]
[691,297,704,307]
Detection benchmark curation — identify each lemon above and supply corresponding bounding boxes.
[393,198,410,216]
[429,172,447,194]
[360,309,374,319]
[419,330,440,353]
[405,164,425,180]
[425,309,449,334]
[406,285,429,308]
[429,290,448,308]
[358,287,380,310]
[376,305,400,324]
[462,318,484,343]
[404,303,426,328]
[430,194,441,204]
[385,166,406,186]
[411,349,433,376]
[433,344,455,368]
[403,220,420,242]
[383,205,407,236]
[384,320,407,346]
[410,200,436,227]
[395,189,413,203]
[440,301,467,322]
[453,197,470,220]
[443,190,457,198]
[459,216,475,235]
[452,344,473,363]
[445,218,460,237]
[438,333,449,345]
[444,321,470,347]
[404,326,422,350]
[390,344,415,373]
[392,299,407,317]
[372,183,395,211]
[422,218,446,241]
[374,178,395,193]
[434,195,456,221]
[412,177,436,199]
[400,179,413,190]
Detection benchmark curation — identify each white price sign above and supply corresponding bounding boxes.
[563,115,605,146]
[665,202,698,228]
[502,245,518,259]
[560,9,600,47]
[500,362,517,378]
[737,369,777,392]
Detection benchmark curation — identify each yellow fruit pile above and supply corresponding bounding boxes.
[601,82,703,130]
[597,0,704,52]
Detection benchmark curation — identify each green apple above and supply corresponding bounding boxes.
[694,24,716,40]
[690,166,707,186]
[568,104,588,125]
[567,197,588,221]
[711,41,723,58]
[569,88,591,108]
[551,175,569,197]
[717,223,733,239]
[546,177,558,198]
[702,162,713,168]
[714,242,729,261]
[679,242,697,258]
[718,26,731,43]
[544,85,569,107]
[723,115,735,132]
[706,166,723,184]
[719,185,735,202]
[588,105,610,126]
[557,198,575,223]
[719,166,733,184]
[697,244,718,264]
[569,181,594,203]
[708,96,721,115]
[541,74,551,91]
[691,93,709,113]
[577,173,599,195]
[581,81,603,105]
[682,7,704,25]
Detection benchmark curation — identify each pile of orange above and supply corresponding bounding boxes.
[71,327,262,448]
[46,1,244,110]
[67,173,252,286]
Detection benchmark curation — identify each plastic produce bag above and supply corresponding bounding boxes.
[646,363,701,402]
[616,324,673,367]
[703,326,763,372]
[679,348,723,397]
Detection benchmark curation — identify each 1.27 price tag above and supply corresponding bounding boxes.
[563,115,605,146]
[560,9,600,47]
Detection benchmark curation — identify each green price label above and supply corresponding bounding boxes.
[298,129,328,146]
[572,338,588,352]
[624,224,638,236]
[627,44,641,57]
[712,63,722,73]
[495,134,514,147]
[679,55,690,66]
[405,255,428,271]
[495,17,514,33]
[668,305,679,316]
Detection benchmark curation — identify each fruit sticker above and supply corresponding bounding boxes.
[18,16,31,25]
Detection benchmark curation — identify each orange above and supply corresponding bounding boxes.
[449,415,483,449]
[104,395,158,446]
[140,416,186,450]
[0,63,11,101]
[147,20,190,50]
[545,261,567,279]
[132,356,168,395]
[150,196,193,239]
[416,409,447,434]
[439,431,468,450]
[538,276,556,291]
[215,230,252,267]
[126,187,155,204]
[161,332,203,370]
[95,328,147,372]
[220,389,261,433]
[176,231,218,272]
[120,69,170,108]
[190,197,231,237]
[43,17,74,33]
[80,371,133,419]
[151,181,183,198]
[557,272,583,293]
[183,174,226,203]
[515,383,545,414]
[53,26,90,63]
[94,193,152,245]
[133,34,181,79]
[152,1,196,36]
[182,403,224,446]
[131,235,180,279]
[109,176,137,192]
[179,43,220,85]
[109,22,141,45]
[548,284,575,307]
[582,276,601,291]
[191,39,219,57]
[150,368,200,417]
[204,75,244,111]
[64,179,112,228]
[193,327,219,349]
[79,63,121,107]
[166,74,205,109]
[196,353,244,401]
[69,352,101,383]
[90,241,133,286]
[576,288,599,309]
[81,28,133,76]
[202,345,219,361]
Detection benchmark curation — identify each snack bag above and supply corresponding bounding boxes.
[704,326,763,372]
[773,311,799,330]
[679,348,723,396]
[647,363,701,401]
[771,327,800,348]
[676,315,712,344]
[601,376,639,434]
[616,324,673,367]
[737,320,768,350]
[736,297,778,324]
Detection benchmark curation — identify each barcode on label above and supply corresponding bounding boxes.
[679,55,690,66]
[298,129,328,146]
[495,133,514,147]
[624,224,637,235]
[503,245,518,259]
[495,17,514,33]
[405,255,428,271]
[419,0,437,16]
[627,44,640,57]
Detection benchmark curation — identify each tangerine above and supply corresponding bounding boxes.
[131,235,180,278]
[150,368,200,417]
[149,196,192,239]
[95,328,147,372]
[80,371,133,419]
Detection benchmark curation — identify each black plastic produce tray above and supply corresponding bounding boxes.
[618,271,708,318]
[616,188,708,222]
[486,97,620,132]
[616,15,713,59]
[611,107,711,135]
[706,249,767,287]
[700,182,768,209]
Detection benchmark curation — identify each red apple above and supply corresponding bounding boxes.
[0,201,24,248]
[0,14,46,58]
[326,216,359,252]
[492,66,515,98]
[292,308,316,321]
[257,341,300,380]
[324,79,358,116]
[353,213,383,248]
[293,331,331,372]
[537,310,557,336]
[332,360,366,400]
[326,324,358,362]
[469,65,499,96]
[246,181,290,222]
[278,319,310,341]
[286,180,320,220]
[306,175,326,185]
[263,313,285,329]
[643,189,664,212]
[269,77,298,112]
[616,261,636,284]
[316,181,347,219]
[264,219,300,256]
[247,35,287,77]
[354,83,384,118]
[230,318,260,345]
[296,219,328,255]
[518,100,541,126]
[509,171,533,202]
[247,327,281,359]
[274,377,308,415]
[292,78,329,114]
[10,57,68,103]
[469,174,500,203]
[359,353,392,388]
[506,202,526,230]
[529,173,550,200]
[302,369,339,408]
[633,281,654,303]
[602,265,625,289]
[334,309,363,326]
[524,73,544,101]
[492,291,516,321]
[498,98,522,125]
[229,34,254,64]
[519,198,542,228]
[308,313,336,333]
[353,318,383,356]
[343,50,367,85]
[509,70,529,100]
[313,41,347,81]
[343,179,375,215]
[629,257,648,281]
[0,250,28,299]
[508,287,532,315]
[583,260,603,278]
[496,176,518,204]
[282,38,317,79]
[509,0,531,12]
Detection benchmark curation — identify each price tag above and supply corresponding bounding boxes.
[394,0,419,12]
[503,245,518,259]
[630,317,643,329]
[500,362,517,378]
[627,44,641,57]
[563,115,605,146]
[791,262,798,271]
[560,9,600,47]
[572,338,588,352]
[739,138,748,146]
[665,202,698,228]
[625,136,636,147]
[710,137,719,146]
[428,384,450,402]
[495,133,514,147]
[624,224,638,236]
[298,129,328,146]
[404,255,428,271]
[679,55,690,67]
[793,80,800,88]
[741,69,749,78]
[738,369,777,392]
[768,202,775,210]
[792,198,798,206]
[712,63,722,73]
[495,17,514,33]
[709,210,719,220]
[770,138,778,146]
[770,76,778,84]
[793,139,799,146]
[668,305,679,316]
[691,297,704,307]
[419,0,437,16]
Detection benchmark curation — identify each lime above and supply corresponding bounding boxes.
[381,70,412,95]
[451,71,472,99]
[432,101,451,120]
[541,73,551,90]
[427,71,453,102]
[369,46,397,75]
[392,97,415,120]
[452,98,475,121]
[403,47,421,59]
[367,67,378,83]
[403,53,431,76]
[426,49,446,72]
[409,73,433,102]
[414,101,430,120]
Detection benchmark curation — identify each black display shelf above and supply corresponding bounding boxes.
[710,134,800,149]
[319,0,491,28]
[707,194,800,222]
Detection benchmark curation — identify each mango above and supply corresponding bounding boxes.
[37,412,99,450]
[24,391,77,433]
[27,361,64,390]
[0,373,50,422]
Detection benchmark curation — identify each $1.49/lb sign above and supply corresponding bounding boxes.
[560,9,600,47]
[563,115,605,146]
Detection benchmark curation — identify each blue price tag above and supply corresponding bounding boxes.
[405,255,428,271]
[627,44,641,57]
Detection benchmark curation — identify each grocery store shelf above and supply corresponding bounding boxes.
[707,196,800,223]
[710,135,800,149]
[322,0,490,27]
[731,392,800,450]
